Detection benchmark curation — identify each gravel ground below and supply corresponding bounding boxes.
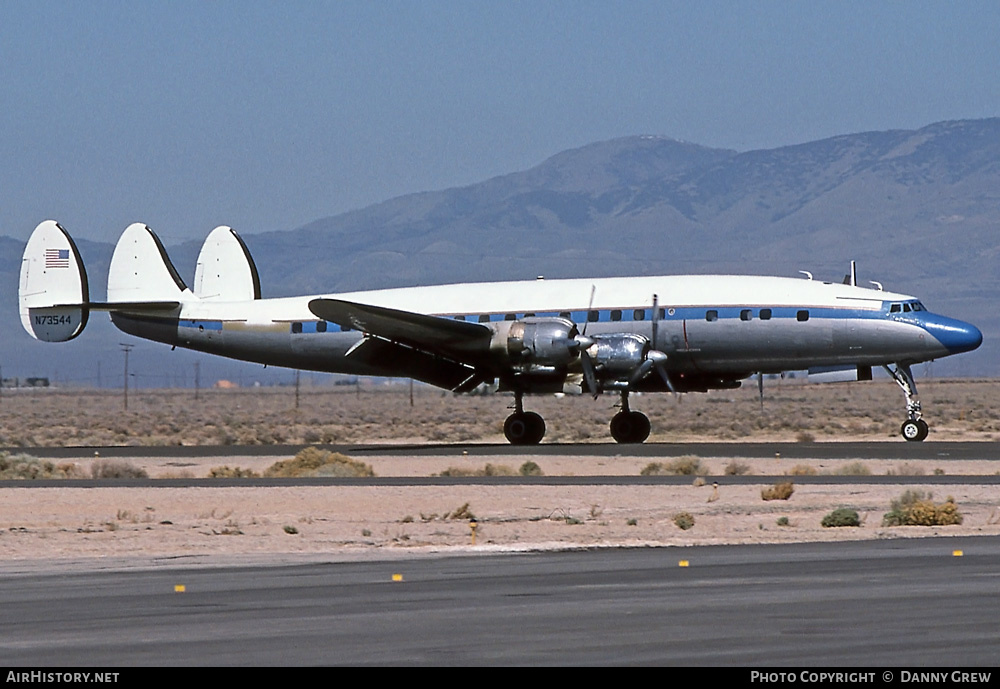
[2,451,997,573]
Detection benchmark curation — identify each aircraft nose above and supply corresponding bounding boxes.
[922,316,983,355]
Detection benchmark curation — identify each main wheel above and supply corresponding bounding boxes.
[504,411,546,445]
[610,411,651,444]
[901,418,929,442]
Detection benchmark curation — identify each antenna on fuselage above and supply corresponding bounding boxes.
[843,261,857,286]
[798,271,813,280]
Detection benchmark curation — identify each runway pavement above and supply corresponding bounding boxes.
[1,536,997,666]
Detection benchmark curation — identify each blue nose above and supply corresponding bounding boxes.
[921,315,983,355]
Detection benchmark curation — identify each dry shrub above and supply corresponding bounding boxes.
[641,456,704,476]
[673,512,695,530]
[821,508,861,528]
[519,461,544,476]
[787,464,817,476]
[445,503,475,520]
[0,453,85,479]
[835,462,871,476]
[439,463,515,477]
[264,447,374,478]
[724,461,751,476]
[91,460,148,479]
[208,466,260,478]
[882,490,963,526]
[795,431,816,443]
[761,481,795,501]
[886,463,926,476]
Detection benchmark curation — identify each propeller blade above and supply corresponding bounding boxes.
[581,284,597,336]
[580,350,599,398]
[652,293,659,350]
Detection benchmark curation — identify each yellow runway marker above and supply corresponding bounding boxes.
[678,560,689,567]
[392,573,403,582]
[174,585,186,593]
[953,550,964,557]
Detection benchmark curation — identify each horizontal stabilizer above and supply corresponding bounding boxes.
[19,220,90,341]
[308,298,492,360]
[194,226,261,301]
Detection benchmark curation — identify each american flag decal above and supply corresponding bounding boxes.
[45,248,70,268]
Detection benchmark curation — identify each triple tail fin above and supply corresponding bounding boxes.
[193,226,261,301]
[107,223,193,304]
[19,220,90,341]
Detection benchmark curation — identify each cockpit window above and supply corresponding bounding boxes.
[903,303,911,312]
[912,302,925,311]
[890,304,901,313]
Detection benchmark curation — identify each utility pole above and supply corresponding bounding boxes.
[120,344,133,411]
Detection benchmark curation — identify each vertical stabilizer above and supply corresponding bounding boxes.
[108,223,193,303]
[19,220,90,341]
[193,226,261,301]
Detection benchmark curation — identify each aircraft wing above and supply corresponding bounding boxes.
[308,298,495,390]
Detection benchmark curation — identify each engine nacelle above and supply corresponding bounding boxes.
[588,333,650,377]
[491,317,580,366]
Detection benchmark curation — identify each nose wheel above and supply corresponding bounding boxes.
[901,418,929,442]
[885,363,929,442]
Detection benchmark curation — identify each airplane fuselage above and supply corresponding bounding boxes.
[110,274,981,385]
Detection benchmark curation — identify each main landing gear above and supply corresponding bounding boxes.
[503,391,546,445]
[609,391,650,444]
[502,390,652,445]
[884,363,929,442]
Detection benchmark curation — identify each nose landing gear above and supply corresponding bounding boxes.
[885,363,929,442]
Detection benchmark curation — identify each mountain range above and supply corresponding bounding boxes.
[3,118,997,386]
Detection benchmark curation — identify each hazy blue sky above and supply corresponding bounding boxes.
[3,1,999,244]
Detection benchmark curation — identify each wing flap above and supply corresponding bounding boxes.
[344,337,489,391]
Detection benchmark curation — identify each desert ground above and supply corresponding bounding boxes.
[1,378,998,571]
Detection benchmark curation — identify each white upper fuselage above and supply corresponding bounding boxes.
[173,274,905,322]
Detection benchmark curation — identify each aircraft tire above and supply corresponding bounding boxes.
[504,411,545,445]
[610,411,651,444]
[901,419,929,442]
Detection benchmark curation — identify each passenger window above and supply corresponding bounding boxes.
[454,315,465,321]
[291,322,303,334]
[633,309,645,321]
[559,311,571,319]
[706,310,718,322]
[478,314,490,323]
[759,308,771,320]
[588,310,599,323]
[611,309,622,322]
[504,313,516,321]
[524,312,535,318]
[316,321,327,333]
[740,309,752,321]
[797,310,809,322]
